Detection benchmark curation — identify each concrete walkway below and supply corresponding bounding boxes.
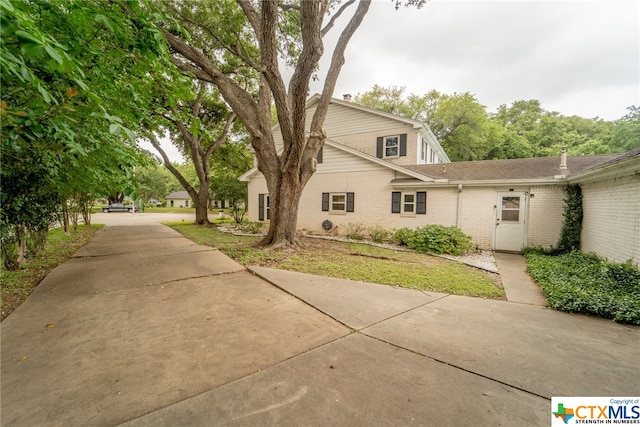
[2,225,638,426]
[494,252,547,306]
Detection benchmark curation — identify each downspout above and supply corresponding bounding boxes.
[456,184,463,228]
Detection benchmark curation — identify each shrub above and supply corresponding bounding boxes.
[342,222,366,240]
[525,250,640,324]
[393,225,473,256]
[393,228,414,246]
[236,221,265,235]
[367,226,392,243]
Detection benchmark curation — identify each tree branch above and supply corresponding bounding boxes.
[236,0,261,35]
[147,133,196,198]
[206,113,237,159]
[321,0,356,36]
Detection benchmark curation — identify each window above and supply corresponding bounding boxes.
[376,134,407,159]
[501,196,520,222]
[403,193,415,213]
[430,148,436,164]
[258,193,270,221]
[331,193,346,212]
[322,192,354,213]
[421,138,427,162]
[392,191,426,214]
[385,135,399,157]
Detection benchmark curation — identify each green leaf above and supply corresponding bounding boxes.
[37,83,54,104]
[15,30,42,45]
[109,123,122,135]
[44,45,63,64]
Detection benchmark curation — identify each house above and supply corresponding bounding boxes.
[239,95,640,265]
[165,190,191,208]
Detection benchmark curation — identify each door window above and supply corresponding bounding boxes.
[501,196,520,222]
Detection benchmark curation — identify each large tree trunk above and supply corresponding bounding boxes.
[162,0,371,249]
[193,185,211,226]
[260,169,304,249]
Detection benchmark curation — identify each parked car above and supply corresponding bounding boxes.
[101,203,135,213]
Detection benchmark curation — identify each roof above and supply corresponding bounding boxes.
[400,154,620,183]
[165,190,190,199]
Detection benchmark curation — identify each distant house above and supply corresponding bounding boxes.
[239,95,640,265]
[165,190,191,208]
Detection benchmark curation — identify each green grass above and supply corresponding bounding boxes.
[525,250,640,324]
[168,223,503,299]
[1,225,103,320]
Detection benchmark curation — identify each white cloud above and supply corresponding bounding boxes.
[312,0,639,120]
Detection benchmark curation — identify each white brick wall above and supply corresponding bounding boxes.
[527,185,565,249]
[247,173,576,251]
[458,187,497,249]
[581,173,640,265]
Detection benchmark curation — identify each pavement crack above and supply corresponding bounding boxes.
[359,333,550,402]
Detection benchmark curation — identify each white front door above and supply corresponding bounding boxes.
[495,192,527,252]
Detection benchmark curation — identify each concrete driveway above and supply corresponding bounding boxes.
[1,224,638,426]
[91,211,196,226]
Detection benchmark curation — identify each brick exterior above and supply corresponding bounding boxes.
[247,169,572,251]
[581,173,640,265]
[527,185,565,249]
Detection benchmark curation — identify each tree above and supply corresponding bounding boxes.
[148,82,237,225]
[1,0,163,267]
[610,106,640,152]
[210,140,253,223]
[160,0,427,248]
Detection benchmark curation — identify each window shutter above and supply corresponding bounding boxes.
[346,193,354,212]
[322,193,329,211]
[258,194,265,221]
[316,146,323,164]
[376,137,383,158]
[416,191,426,214]
[391,192,401,213]
[399,134,407,157]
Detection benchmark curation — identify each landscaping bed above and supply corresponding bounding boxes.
[525,250,640,324]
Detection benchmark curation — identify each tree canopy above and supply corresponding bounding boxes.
[354,85,639,161]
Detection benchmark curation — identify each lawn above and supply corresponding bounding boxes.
[1,225,103,320]
[168,223,504,299]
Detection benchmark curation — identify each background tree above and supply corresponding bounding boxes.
[210,141,253,223]
[355,84,637,161]
[147,81,237,225]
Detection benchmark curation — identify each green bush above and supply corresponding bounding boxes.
[393,227,414,246]
[393,225,473,256]
[525,250,640,324]
[367,226,392,243]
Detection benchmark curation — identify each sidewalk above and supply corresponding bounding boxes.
[2,225,638,426]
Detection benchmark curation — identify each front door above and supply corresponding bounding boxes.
[495,192,526,252]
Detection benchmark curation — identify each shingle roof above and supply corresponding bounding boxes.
[400,154,620,182]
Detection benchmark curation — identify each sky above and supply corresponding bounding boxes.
[316,0,639,120]
[145,0,639,163]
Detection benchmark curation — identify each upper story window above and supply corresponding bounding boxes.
[376,134,407,159]
[385,135,399,157]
